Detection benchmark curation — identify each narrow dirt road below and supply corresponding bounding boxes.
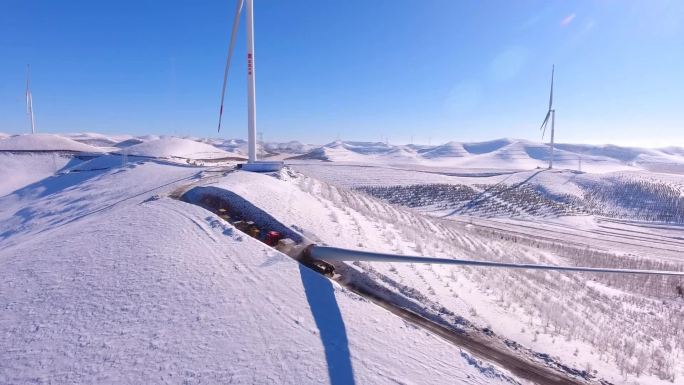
[333,270,595,385]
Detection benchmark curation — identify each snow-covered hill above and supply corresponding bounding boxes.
[2,132,683,384]
[293,161,684,226]
[120,137,244,160]
[0,160,523,385]
[205,138,315,159]
[421,141,470,159]
[62,132,134,148]
[283,163,684,384]
[0,133,106,153]
[290,141,420,164]
[357,169,684,223]
[264,140,315,154]
[199,167,684,385]
[291,139,684,174]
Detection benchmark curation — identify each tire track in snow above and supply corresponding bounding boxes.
[328,270,591,385]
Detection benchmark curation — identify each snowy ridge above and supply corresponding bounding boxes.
[200,137,314,159]
[264,140,315,154]
[119,137,244,160]
[62,132,134,148]
[0,133,105,153]
[291,139,684,174]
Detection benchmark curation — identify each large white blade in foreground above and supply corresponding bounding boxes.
[310,246,684,276]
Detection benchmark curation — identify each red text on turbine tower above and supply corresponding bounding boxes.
[247,53,253,75]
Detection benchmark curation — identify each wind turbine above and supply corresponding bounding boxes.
[539,65,555,169]
[217,0,282,172]
[26,65,36,134]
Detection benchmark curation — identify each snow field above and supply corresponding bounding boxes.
[232,169,684,385]
[120,136,244,160]
[0,160,525,385]
[2,138,684,384]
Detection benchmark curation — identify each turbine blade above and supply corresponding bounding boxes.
[218,0,245,132]
[26,65,31,114]
[548,64,554,110]
[539,110,550,131]
[310,245,684,276]
[540,110,550,139]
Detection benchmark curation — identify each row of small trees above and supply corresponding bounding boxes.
[357,174,684,224]
[358,183,588,219]
[577,177,684,223]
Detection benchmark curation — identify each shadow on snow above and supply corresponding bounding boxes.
[299,264,356,385]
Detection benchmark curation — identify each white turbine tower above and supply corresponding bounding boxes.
[26,65,36,134]
[539,65,555,169]
[217,0,282,172]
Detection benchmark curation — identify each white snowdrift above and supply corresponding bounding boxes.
[0,133,105,153]
[121,137,244,160]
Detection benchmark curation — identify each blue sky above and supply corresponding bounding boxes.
[1,0,683,146]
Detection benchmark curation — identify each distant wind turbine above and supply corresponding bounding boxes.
[26,65,36,134]
[217,0,282,172]
[539,65,555,169]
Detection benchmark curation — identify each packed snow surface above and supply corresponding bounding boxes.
[0,133,105,153]
[121,137,243,160]
[0,160,522,385]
